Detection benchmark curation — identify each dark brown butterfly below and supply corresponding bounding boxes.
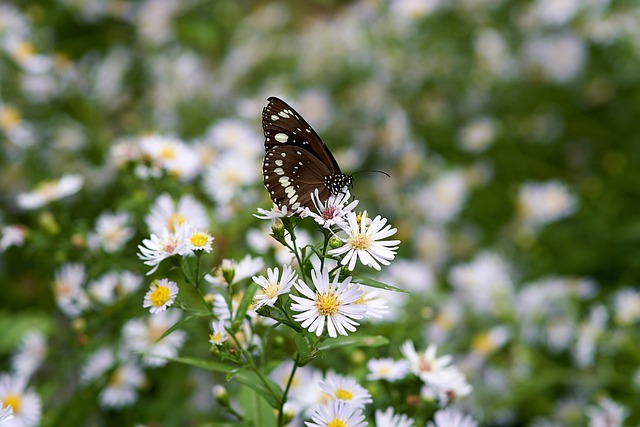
[261,97,352,213]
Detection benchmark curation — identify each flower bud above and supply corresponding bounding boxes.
[212,385,229,406]
[221,259,235,285]
[271,218,285,241]
[329,236,343,249]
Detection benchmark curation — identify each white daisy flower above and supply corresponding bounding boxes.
[0,374,41,427]
[366,358,410,382]
[290,267,366,338]
[209,319,229,345]
[80,347,115,385]
[400,341,453,383]
[0,402,13,424]
[427,408,477,427]
[586,397,628,427]
[138,134,200,182]
[15,173,83,210]
[202,153,258,205]
[517,180,578,228]
[304,189,359,229]
[270,361,324,414]
[252,264,297,309]
[137,225,188,275]
[420,367,473,404]
[375,407,414,427]
[98,363,145,409]
[184,225,214,253]
[145,193,209,236]
[354,286,388,319]
[306,400,367,427]
[87,211,134,253]
[329,211,400,271]
[318,373,372,408]
[10,331,46,379]
[143,278,179,314]
[53,262,90,317]
[0,225,26,251]
[88,271,143,305]
[205,255,264,287]
[254,204,293,222]
[122,311,187,367]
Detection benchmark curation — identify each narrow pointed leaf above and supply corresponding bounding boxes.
[349,275,410,293]
[317,335,389,351]
[155,312,211,343]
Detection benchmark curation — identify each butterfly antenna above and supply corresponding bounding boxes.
[352,169,391,178]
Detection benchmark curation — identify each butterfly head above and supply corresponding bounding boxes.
[325,173,353,195]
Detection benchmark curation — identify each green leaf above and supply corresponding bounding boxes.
[349,275,410,293]
[180,256,196,285]
[155,312,211,343]
[317,335,389,351]
[234,281,258,328]
[294,334,319,366]
[239,382,278,427]
[164,356,283,409]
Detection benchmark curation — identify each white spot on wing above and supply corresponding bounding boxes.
[275,133,288,143]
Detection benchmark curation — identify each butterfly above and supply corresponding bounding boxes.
[261,97,352,213]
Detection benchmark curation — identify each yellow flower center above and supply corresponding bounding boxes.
[159,145,176,160]
[0,107,20,130]
[335,388,353,401]
[378,366,391,376]
[36,181,59,199]
[147,324,166,343]
[472,332,495,355]
[13,41,35,61]
[328,419,346,427]
[263,282,280,299]
[150,285,171,307]
[189,232,209,248]
[316,291,340,316]
[109,369,124,386]
[167,213,186,232]
[4,394,21,413]
[348,232,373,251]
[210,332,222,343]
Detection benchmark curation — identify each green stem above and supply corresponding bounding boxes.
[278,353,300,426]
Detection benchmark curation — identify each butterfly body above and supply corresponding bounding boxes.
[261,97,352,213]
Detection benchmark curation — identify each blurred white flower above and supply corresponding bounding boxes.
[98,363,145,408]
[202,153,258,205]
[448,252,513,315]
[375,407,414,427]
[10,331,46,379]
[366,358,410,381]
[416,170,469,224]
[139,134,200,181]
[532,0,580,27]
[209,319,228,345]
[53,263,90,317]
[122,311,186,367]
[613,288,640,325]
[16,174,83,210]
[427,408,477,427]
[586,397,628,427]
[0,402,13,424]
[475,29,516,78]
[458,117,498,153]
[204,118,262,159]
[0,374,41,427]
[80,347,115,385]
[517,180,578,228]
[574,305,608,368]
[0,225,26,251]
[4,36,52,74]
[523,33,586,83]
[145,193,208,236]
[88,271,142,305]
[87,211,134,253]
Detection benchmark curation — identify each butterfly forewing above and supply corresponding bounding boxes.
[262,97,341,173]
[261,97,352,213]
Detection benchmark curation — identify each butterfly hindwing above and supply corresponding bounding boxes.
[263,145,332,212]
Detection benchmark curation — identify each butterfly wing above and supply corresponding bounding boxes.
[263,145,333,212]
[262,97,342,174]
